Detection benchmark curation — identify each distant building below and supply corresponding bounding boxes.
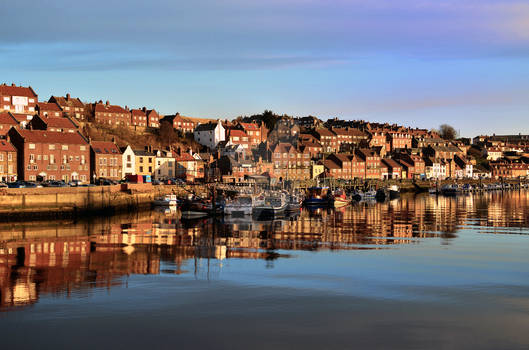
[0,112,19,137]
[36,102,63,118]
[131,108,147,128]
[29,115,79,133]
[145,109,160,129]
[92,101,130,127]
[121,146,136,176]
[154,149,176,179]
[134,149,156,176]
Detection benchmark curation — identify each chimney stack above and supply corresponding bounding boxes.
[105,100,109,107]
[66,93,70,100]
[142,107,146,113]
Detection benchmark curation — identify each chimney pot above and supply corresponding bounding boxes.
[106,100,109,106]
[66,93,70,100]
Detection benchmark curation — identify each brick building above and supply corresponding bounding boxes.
[36,102,63,118]
[0,139,17,182]
[145,109,160,128]
[0,112,19,137]
[49,94,86,120]
[355,148,381,179]
[131,108,147,128]
[29,115,79,133]
[0,84,38,119]
[92,101,130,127]
[90,140,122,181]
[8,128,90,182]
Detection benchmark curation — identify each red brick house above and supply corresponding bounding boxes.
[29,115,79,133]
[8,128,90,182]
[92,101,130,127]
[327,153,352,179]
[0,83,38,117]
[49,94,86,120]
[90,140,122,181]
[0,139,17,182]
[355,148,381,179]
[130,108,147,128]
[36,102,63,118]
[145,109,160,128]
[271,142,310,180]
[160,114,196,133]
[0,112,19,137]
[381,158,402,179]
[313,128,338,153]
[226,129,251,149]
[175,152,204,182]
[299,141,323,159]
[350,153,366,179]
[386,132,412,151]
[236,122,264,146]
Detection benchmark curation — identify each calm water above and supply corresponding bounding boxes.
[1,192,529,349]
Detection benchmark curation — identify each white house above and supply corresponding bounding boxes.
[121,145,136,176]
[154,149,176,179]
[194,120,225,150]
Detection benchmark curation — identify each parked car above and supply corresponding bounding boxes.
[152,179,162,185]
[0,182,7,188]
[7,181,25,188]
[46,180,68,187]
[68,180,82,187]
[23,181,43,188]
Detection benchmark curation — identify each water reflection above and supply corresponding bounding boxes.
[2,190,529,311]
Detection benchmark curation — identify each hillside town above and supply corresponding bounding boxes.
[0,82,528,186]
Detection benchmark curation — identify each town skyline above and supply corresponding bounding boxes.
[1,0,527,137]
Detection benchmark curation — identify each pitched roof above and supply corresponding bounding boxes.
[228,129,247,138]
[133,149,155,156]
[175,153,195,161]
[273,142,296,153]
[43,117,78,129]
[14,129,88,144]
[0,112,18,125]
[195,122,218,132]
[238,122,259,130]
[11,113,34,123]
[37,102,62,112]
[315,128,335,137]
[131,109,146,117]
[0,139,15,152]
[382,158,401,169]
[91,141,121,154]
[323,159,340,169]
[94,103,128,114]
[50,95,85,108]
[0,84,37,98]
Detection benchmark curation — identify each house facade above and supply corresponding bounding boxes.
[8,128,90,182]
[0,139,17,182]
[90,141,122,181]
[194,121,225,149]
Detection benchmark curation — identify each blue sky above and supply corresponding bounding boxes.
[1,0,528,136]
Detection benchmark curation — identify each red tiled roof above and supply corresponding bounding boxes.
[0,139,15,152]
[0,84,37,98]
[15,129,88,145]
[323,159,340,169]
[11,113,34,123]
[315,128,335,137]
[0,112,18,125]
[228,129,247,138]
[37,102,62,112]
[44,117,78,129]
[94,103,128,114]
[131,109,146,117]
[51,96,85,108]
[176,153,195,161]
[273,142,296,154]
[91,141,121,154]
[238,122,259,130]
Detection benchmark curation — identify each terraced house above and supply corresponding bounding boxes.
[0,84,38,127]
[48,94,86,120]
[0,139,17,182]
[90,141,122,181]
[8,128,90,182]
[92,101,130,127]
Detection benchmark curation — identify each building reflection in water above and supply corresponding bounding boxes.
[2,190,529,310]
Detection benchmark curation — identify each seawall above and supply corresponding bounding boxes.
[0,184,184,221]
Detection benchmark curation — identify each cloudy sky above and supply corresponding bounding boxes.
[1,0,528,136]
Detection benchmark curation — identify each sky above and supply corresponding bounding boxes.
[0,0,528,137]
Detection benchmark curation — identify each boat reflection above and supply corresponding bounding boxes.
[2,190,529,311]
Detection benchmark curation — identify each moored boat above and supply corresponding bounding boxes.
[224,195,254,216]
[254,192,287,218]
[153,194,178,206]
[332,189,351,208]
[389,185,400,199]
[303,187,332,206]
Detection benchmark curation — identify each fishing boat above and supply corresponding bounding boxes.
[286,193,303,212]
[428,187,438,195]
[180,197,211,219]
[224,195,254,216]
[253,192,287,218]
[389,185,400,199]
[332,189,351,208]
[303,187,331,206]
[363,189,377,200]
[153,194,178,206]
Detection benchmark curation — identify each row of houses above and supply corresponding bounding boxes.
[0,128,205,183]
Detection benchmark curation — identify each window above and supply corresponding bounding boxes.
[139,166,143,172]
[127,155,131,161]
[139,157,143,163]
[50,155,55,164]
[80,145,86,151]
[49,144,55,150]
[62,145,68,151]
[0,165,3,172]
[0,154,3,161]
[28,143,35,150]
[3,97,9,102]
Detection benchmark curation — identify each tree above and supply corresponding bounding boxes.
[439,124,457,140]
[159,120,178,146]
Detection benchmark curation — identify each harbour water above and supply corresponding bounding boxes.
[1,191,529,349]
